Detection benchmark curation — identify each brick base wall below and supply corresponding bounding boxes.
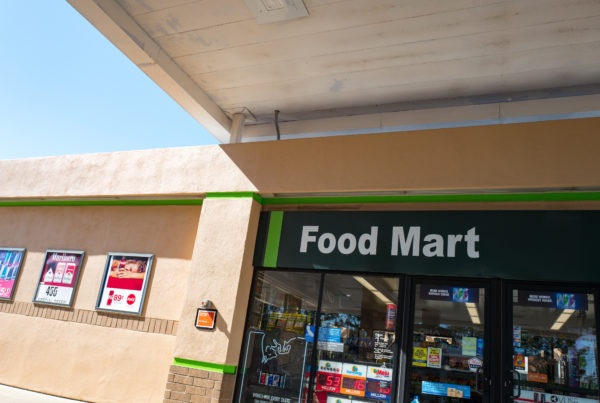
[164,365,236,403]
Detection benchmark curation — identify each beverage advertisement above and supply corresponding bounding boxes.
[0,248,25,300]
[517,291,588,310]
[420,285,479,303]
[96,253,154,315]
[33,250,84,307]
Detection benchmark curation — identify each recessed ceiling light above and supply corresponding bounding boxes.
[245,0,309,24]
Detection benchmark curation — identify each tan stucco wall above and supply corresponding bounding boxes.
[174,198,261,366]
[1,119,600,401]
[0,118,599,198]
[0,313,175,402]
[0,206,200,401]
[0,206,199,319]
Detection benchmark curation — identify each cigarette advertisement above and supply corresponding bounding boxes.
[96,253,153,315]
[0,248,25,300]
[33,250,84,307]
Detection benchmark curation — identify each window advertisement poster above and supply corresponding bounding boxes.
[0,248,25,301]
[33,250,84,307]
[315,360,343,393]
[462,336,477,356]
[96,253,154,315]
[427,347,442,368]
[340,363,367,397]
[412,347,428,367]
[517,291,588,310]
[365,366,392,401]
[421,381,471,399]
[420,285,479,303]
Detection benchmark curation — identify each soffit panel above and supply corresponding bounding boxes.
[113,0,600,129]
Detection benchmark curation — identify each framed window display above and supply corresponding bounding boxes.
[33,249,85,307]
[95,253,154,316]
[0,248,26,301]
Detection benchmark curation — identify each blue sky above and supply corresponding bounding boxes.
[0,2,217,161]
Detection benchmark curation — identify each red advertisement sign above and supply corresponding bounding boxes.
[96,253,153,315]
[33,250,84,307]
[0,248,25,300]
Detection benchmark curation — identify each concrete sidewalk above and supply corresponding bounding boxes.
[0,385,86,402]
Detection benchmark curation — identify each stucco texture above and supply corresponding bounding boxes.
[0,206,200,319]
[0,313,174,402]
[174,198,261,366]
[0,118,599,198]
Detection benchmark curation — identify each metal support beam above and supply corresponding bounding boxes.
[229,113,246,144]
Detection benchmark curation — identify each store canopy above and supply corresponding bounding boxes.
[68,0,600,143]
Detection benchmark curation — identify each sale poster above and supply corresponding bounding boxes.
[427,347,442,368]
[33,250,84,307]
[96,253,154,315]
[412,347,428,367]
[0,248,25,300]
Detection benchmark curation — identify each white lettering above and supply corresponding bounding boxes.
[423,234,444,257]
[299,226,318,253]
[391,226,420,256]
[358,227,378,255]
[447,234,463,257]
[337,233,357,255]
[465,227,480,258]
[317,233,336,254]
[51,253,76,262]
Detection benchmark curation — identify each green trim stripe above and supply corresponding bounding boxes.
[0,199,203,207]
[1,191,598,208]
[205,192,263,204]
[263,211,283,268]
[173,357,236,374]
[261,192,600,205]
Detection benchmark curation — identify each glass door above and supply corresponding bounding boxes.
[505,284,600,402]
[311,274,400,403]
[405,278,490,402]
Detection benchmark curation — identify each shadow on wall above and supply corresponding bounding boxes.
[218,118,600,194]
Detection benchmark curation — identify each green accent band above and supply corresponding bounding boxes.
[173,357,236,374]
[263,211,283,268]
[261,192,600,205]
[205,192,263,204]
[0,199,203,207]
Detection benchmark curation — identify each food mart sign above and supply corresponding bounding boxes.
[254,210,600,282]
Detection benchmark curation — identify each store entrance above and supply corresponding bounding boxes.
[235,270,600,402]
[404,279,600,402]
[502,283,599,402]
[405,278,490,402]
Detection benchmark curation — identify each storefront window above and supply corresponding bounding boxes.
[409,283,486,402]
[312,274,399,403]
[236,271,320,403]
[512,290,598,402]
[237,271,400,403]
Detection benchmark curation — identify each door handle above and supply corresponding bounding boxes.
[507,369,521,398]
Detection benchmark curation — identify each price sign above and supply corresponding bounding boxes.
[33,250,84,307]
[340,376,366,397]
[366,365,392,400]
[316,372,342,393]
